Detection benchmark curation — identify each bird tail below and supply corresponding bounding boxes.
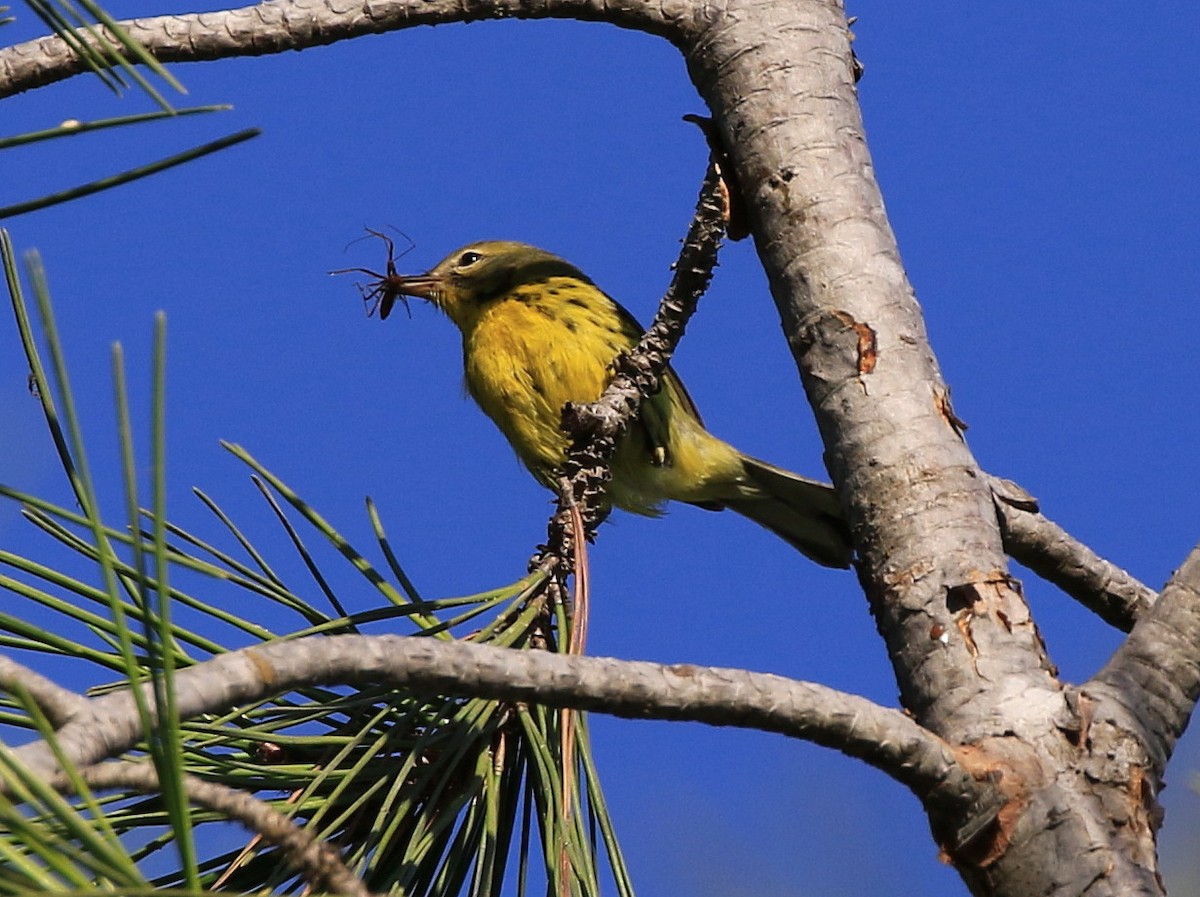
[720,454,852,568]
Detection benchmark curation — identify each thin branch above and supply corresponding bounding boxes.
[8,634,990,829]
[1088,543,1200,776]
[988,475,1157,631]
[562,160,727,499]
[531,160,726,578]
[69,761,372,897]
[0,654,89,726]
[0,0,680,99]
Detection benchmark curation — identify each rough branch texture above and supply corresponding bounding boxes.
[7,634,983,819]
[555,161,727,540]
[0,654,88,724]
[991,475,1158,631]
[74,762,371,897]
[0,0,679,98]
[1090,546,1200,774]
[683,0,1054,730]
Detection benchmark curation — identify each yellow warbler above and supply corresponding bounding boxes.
[383,240,851,568]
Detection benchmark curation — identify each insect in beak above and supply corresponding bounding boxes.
[331,228,434,319]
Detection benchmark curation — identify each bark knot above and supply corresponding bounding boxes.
[791,307,878,393]
[942,738,1043,869]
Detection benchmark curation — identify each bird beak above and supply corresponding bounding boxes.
[388,274,442,302]
[378,273,443,320]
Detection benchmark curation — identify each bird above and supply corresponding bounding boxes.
[379,240,852,568]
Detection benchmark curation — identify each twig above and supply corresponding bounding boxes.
[988,475,1157,631]
[519,160,727,879]
[529,159,727,582]
[68,760,372,897]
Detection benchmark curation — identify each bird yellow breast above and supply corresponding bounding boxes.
[461,278,628,484]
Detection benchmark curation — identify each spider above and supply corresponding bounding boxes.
[330,228,415,320]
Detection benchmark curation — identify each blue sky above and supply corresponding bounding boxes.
[2,3,1199,894]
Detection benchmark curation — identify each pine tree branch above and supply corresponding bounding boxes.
[534,159,726,580]
[565,159,726,462]
[989,475,1158,631]
[1087,543,1200,778]
[0,654,88,725]
[67,761,372,897]
[0,0,681,99]
[6,635,994,834]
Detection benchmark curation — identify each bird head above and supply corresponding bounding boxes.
[388,240,592,330]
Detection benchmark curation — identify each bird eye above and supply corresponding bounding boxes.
[458,251,483,267]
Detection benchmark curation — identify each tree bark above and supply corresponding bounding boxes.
[676,4,1194,893]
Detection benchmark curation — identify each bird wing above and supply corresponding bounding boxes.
[640,367,706,470]
[606,295,707,468]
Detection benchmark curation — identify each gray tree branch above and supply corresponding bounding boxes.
[5,635,989,830]
[0,0,677,99]
[65,761,372,897]
[990,476,1157,632]
[1088,544,1200,778]
[0,653,88,725]
[683,0,1060,743]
